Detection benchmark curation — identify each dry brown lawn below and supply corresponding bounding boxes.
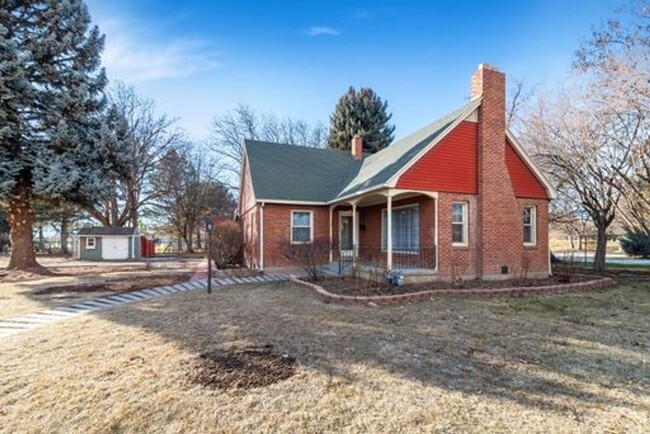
[0,279,648,433]
[0,270,192,320]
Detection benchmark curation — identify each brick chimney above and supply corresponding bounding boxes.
[472,63,522,278]
[351,134,363,160]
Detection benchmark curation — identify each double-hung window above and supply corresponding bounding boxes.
[85,237,96,249]
[523,206,536,245]
[291,211,312,243]
[381,204,419,252]
[451,203,468,246]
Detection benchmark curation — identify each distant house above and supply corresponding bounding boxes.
[76,227,140,261]
[238,64,557,280]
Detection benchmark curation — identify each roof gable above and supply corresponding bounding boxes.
[396,120,479,194]
[505,131,557,199]
[336,99,481,198]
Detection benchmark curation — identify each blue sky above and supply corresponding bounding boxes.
[86,0,625,141]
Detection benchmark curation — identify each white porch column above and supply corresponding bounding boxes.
[352,203,358,262]
[386,194,393,269]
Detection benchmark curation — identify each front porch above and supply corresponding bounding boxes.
[327,188,438,277]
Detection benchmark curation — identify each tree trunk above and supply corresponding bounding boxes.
[38,225,45,251]
[128,184,138,229]
[196,228,202,251]
[60,215,70,255]
[593,224,607,272]
[186,229,194,253]
[7,180,42,270]
[110,197,119,226]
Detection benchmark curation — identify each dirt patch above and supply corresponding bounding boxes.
[317,275,595,296]
[32,274,192,296]
[186,345,295,391]
[0,267,54,283]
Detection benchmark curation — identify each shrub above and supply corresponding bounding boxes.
[210,221,243,269]
[620,229,650,258]
[280,239,330,281]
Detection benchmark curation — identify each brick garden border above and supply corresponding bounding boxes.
[291,275,614,306]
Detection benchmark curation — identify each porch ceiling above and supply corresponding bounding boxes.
[331,189,437,208]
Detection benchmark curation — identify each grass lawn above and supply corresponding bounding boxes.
[0,279,648,433]
[0,270,192,321]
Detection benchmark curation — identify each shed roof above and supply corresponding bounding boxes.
[77,227,138,236]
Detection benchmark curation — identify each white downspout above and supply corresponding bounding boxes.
[260,202,265,271]
[548,241,552,276]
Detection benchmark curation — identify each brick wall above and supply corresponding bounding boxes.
[262,204,330,267]
[436,193,479,277]
[473,64,527,277]
[518,198,550,275]
[239,156,261,268]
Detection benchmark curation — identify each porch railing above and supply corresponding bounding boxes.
[337,245,436,273]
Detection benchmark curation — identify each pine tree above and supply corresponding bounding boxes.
[328,87,396,153]
[0,1,112,271]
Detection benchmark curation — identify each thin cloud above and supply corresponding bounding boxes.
[305,26,341,37]
[100,18,220,83]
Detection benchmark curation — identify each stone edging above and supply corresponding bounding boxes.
[291,276,614,306]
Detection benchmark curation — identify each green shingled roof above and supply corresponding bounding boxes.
[245,141,362,202]
[244,99,480,203]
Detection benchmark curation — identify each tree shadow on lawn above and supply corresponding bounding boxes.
[93,281,650,416]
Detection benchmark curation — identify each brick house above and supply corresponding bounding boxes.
[238,64,557,280]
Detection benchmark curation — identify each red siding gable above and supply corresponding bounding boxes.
[505,140,548,199]
[396,121,478,194]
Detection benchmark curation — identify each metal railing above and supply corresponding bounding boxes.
[337,245,436,274]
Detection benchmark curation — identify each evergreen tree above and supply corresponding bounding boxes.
[0,1,112,271]
[328,87,395,153]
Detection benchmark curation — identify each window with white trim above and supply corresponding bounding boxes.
[451,202,468,246]
[291,211,312,243]
[523,206,536,245]
[85,237,96,249]
[381,204,419,252]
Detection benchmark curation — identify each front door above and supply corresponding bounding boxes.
[339,213,354,253]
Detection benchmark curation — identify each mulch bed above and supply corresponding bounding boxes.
[210,268,264,279]
[32,274,192,296]
[186,345,295,391]
[317,275,595,297]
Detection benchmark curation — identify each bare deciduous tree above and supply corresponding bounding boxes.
[523,85,633,271]
[84,83,180,228]
[209,104,327,188]
[575,1,650,237]
[506,78,535,132]
[154,144,236,253]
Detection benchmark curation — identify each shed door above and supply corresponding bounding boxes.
[102,237,129,260]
